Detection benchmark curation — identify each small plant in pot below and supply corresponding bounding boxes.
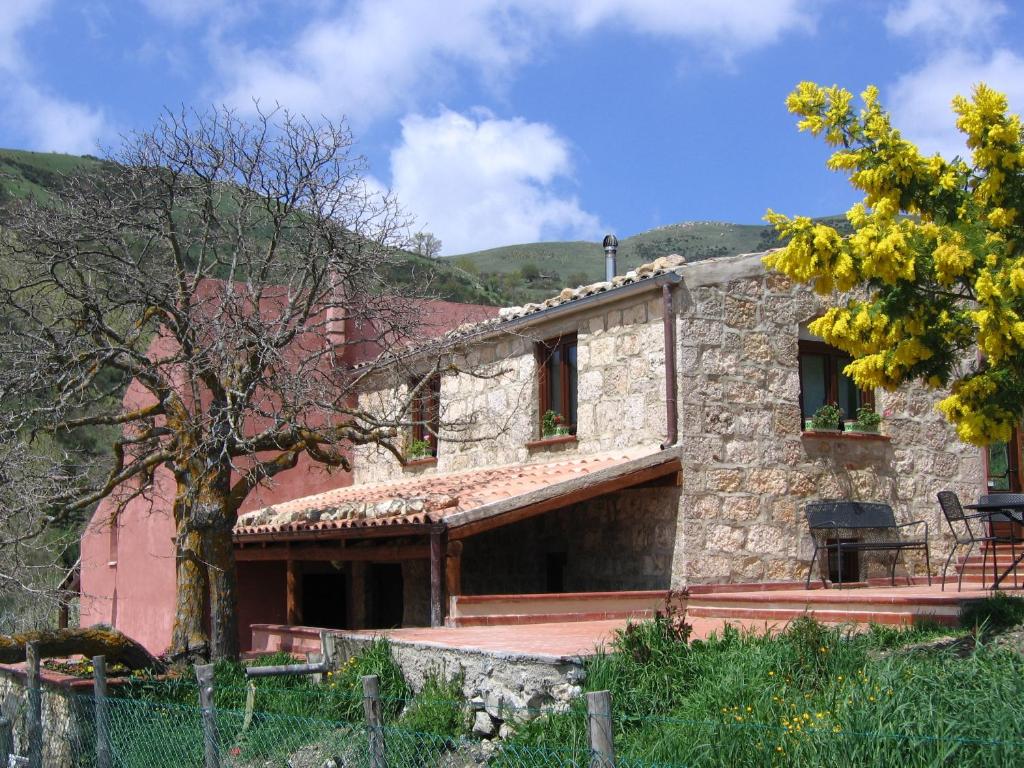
[807,403,843,432]
[542,409,571,438]
[850,405,882,433]
[407,438,434,460]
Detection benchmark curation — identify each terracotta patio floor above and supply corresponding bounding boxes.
[348,583,1021,659]
[351,616,778,660]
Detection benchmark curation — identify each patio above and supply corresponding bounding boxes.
[250,579,1022,661]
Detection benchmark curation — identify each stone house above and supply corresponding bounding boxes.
[223,248,986,646]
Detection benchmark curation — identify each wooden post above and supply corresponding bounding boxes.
[93,656,111,768]
[0,716,12,764]
[445,541,463,614]
[286,557,302,625]
[319,629,338,671]
[362,675,387,768]
[429,528,446,628]
[307,652,323,684]
[587,690,615,768]
[195,664,221,768]
[24,642,41,768]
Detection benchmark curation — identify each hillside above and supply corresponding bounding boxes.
[0,148,504,307]
[444,217,850,304]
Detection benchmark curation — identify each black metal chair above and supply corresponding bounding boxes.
[937,491,1018,591]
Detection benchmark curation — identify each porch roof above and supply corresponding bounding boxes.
[233,447,681,543]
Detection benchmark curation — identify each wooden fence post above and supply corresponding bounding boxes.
[0,716,12,763]
[93,655,111,768]
[587,690,615,768]
[195,665,221,768]
[24,642,41,768]
[362,675,387,768]
[319,629,338,671]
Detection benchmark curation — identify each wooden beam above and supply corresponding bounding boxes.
[286,559,302,625]
[234,522,435,545]
[429,528,447,628]
[236,544,430,562]
[445,541,463,603]
[449,460,681,540]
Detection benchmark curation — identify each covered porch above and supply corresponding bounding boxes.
[233,448,683,650]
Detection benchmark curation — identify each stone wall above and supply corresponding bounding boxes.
[352,250,985,590]
[352,291,669,484]
[460,486,679,595]
[671,254,984,586]
[0,669,84,768]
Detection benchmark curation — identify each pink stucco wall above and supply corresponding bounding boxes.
[79,467,179,654]
[78,297,497,654]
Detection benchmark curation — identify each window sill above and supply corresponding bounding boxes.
[403,457,437,469]
[525,435,578,449]
[801,430,891,442]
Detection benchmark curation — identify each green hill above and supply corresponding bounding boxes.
[444,217,849,305]
[0,148,504,307]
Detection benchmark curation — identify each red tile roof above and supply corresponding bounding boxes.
[233,448,678,541]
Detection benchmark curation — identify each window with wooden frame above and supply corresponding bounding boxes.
[409,374,441,457]
[798,339,874,426]
[537,334,578,436]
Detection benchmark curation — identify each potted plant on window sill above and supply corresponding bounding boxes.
[805,403,843,433]
[406,438,435,462]
[541,409,572,439]
[845,405,882,434]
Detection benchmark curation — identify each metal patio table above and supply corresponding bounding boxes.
[964,495,1024,589]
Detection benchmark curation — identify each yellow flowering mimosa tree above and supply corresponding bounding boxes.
[765,82,1024,445]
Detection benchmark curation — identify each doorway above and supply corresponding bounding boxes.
[301,572,348,629]
[367,564,404,628]
[986,429,1024,540]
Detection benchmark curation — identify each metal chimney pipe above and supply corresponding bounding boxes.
[603,234,619,282]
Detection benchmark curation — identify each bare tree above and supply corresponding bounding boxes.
[411,231,442,259]
[0,438,82,634]
[0,106,480,660]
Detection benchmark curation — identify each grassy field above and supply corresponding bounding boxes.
[93,597,1024,767]
[501,600,1024,767]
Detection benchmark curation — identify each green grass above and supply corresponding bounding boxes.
[961,591,1024,633]
[496,615,1024,767]
[91,616,1024,766]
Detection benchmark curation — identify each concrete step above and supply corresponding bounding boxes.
[687,589,964,627]
[686,605,953,626]
[448,609,656,628]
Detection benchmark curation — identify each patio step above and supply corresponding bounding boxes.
[686,590,963,627]
[449,609,657,627]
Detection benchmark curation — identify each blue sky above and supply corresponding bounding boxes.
[2,0,1024,254]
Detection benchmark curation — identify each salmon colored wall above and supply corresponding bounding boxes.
[79,467,179,654]
[237,561,288,652]
[78,297,496,654]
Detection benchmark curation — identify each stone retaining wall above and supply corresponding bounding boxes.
[0,667,85,768]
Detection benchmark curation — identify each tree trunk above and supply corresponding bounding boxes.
[206,522,240,661]
[0,628,162,671]
[170,525,210,660]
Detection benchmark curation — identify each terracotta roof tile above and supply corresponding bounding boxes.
[234,448,658,538]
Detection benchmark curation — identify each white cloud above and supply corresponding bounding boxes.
[888,48,1024,159]
[389,109,601,254]
[7,84,107,155]
[0,0,109,153]
[0,0,52,71]
[213,0,816,124]
[886,0,1005,42]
